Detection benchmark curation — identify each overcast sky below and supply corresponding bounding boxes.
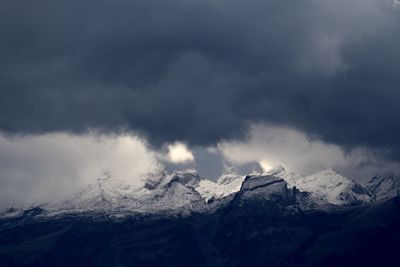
[1,0,400,207]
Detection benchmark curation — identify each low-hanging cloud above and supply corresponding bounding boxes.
[166,142,195,164]
[1,125,400,208]
[219,125,400,182]
[0,133,161,208]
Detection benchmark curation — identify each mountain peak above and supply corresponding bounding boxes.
[195,173,244,202]
[298,169,372,205]
[269,168,372,206]
[172,168,200,176]
[95,172,133,192]
[217,174,244,185]
[144,169,167,190]
[266,164,287,175]
[238,174,292,206]
[168,169,202,187]
[365,174,400,201]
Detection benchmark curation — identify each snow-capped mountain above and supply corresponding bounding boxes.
[1,168,400,267]
[2,174,400,267]
[3,167,395,219]
[51,172,139,211]
[267,166,373,206]
[365,174,400,201]
[44,170,207,214]
[195,174,244,203]
[47,169,244,214]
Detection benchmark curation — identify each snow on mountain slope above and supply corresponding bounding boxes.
[302,169,372,205]
[155,181,204,209]
[143,170,167,190]
[268,167,372,206]
[365,174,400,201]
[139,169,205,209]
[266,165,303,188]
[53,172,139,210]
[166,169,202,188]
[195,174,244,202]
[43,170,208,215]
[2,167,379,219]
[38,169,246,215]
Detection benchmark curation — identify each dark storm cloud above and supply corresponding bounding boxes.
[1,1,400,158]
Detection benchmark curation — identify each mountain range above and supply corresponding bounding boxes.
[3,166,397,217]
[1,167,400,266]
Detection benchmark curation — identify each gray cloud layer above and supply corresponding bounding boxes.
[1,0,400,160]
[0,133,160,208]
[219,125,400,183]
